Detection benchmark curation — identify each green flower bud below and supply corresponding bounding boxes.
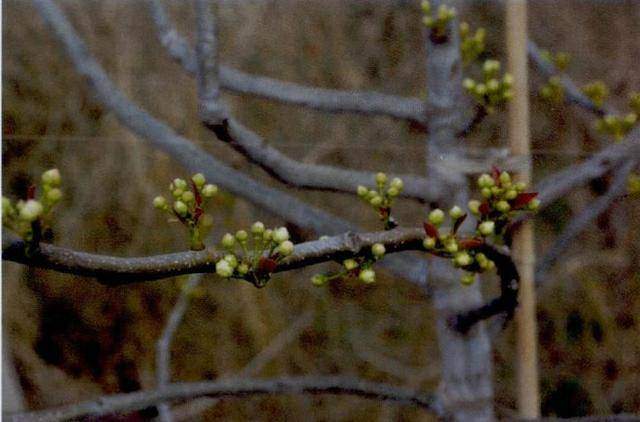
[173,200,188,216]
[181,191,195,203]
[343,259,358,270]
[478,220,495,236]
[423,237,436,249]
[235,230,248,242]
[463,78,476,90]
[221,233,235,248]
[19,199,43,222]
[487,78,499,92]
[372,243,386,259]
[311,274,327,286]
[468,200,481,215]
[449,205,464,219]
[357,185,368,197]
[202,184,218,198]
[237,263,249,275]
[428,208,445,226]
[216,260,233,278]
[192,173,206,188]
[390,177,404,191]
[503,73,514,87]
[445,240,459,254]
[481,188,492,198]
[369,195,383,207]
[273,227,290,243]
[224,254,238,268]
[454,252,473,267]
[375,172,387,186]
[171,187,185,199]
[41,168,61,187]
[475,83,487,96]
[477,174,495,188]
[251,221,265,234]
[514,182,527,192]
[263,229,273,241]
[476,253,488,265]
[45,188,62,204]
[359,269,376,284]
[173,178,188,190]
[496,200,511,213]
[528,198,540,211]
[499,171,511,186]
[387,187,400,197]
[460,272,476,286]
[505,189,518,200]
[277,240,294,256]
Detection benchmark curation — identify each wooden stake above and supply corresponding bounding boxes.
[506,0,540,418]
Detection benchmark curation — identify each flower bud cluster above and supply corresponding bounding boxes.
[311,242,386,287]
[582,81,609,108]
[153,173,218,250]
[463,60,513,113]
[422,168,539,286]
[595,113,637,140]
[459,22,485,66]
[540,49,570,72]
[357,173,403,230]
[421,1,456,42]
[216,223,294,286]
[3,168,63,244]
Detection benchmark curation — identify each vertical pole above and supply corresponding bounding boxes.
[506,0,540,418]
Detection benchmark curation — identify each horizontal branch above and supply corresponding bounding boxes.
[148,0,427,123]
[3,226,519,332]
[6,376,443,422]
[2,228,423,284]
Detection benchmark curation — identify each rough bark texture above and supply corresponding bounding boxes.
[424,1,495,419]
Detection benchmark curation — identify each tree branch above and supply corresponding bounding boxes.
[6,376,444,422]
[528,40,614,117]
[535,159,636,281]
[205,118,438,202]
[2,228,423,283]
[147,0,427,123]
[31,0,429,286]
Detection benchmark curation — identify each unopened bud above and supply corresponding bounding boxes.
[273,227,290,243]
[372,243,386,258]
[19,200,43,222]
[251,221,265,234]
[42,168,61,186]
[216,260,233,278]
[449,205,464,219]
[277,240,294,256]
[191,173,206,188]
[359,269,376,284]
[478,220,495,236]
[343,259,358,270]
[202,184,218,198]
[428,208,445,226]
[173,201,188,216]
[221,233,235,248]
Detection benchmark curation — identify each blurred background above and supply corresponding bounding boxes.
[2,0,640,419]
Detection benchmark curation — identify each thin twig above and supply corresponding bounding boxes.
[147,0,426,123]
[535,159,636,281]
[7,376,444,422]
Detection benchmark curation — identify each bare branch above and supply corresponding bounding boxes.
[156,273,204,422]
[6,376,444,422]
[2,228,423,283]
[147,0,426,123]
[528,41,614,117]
[195,0,225,125]
[535,159,636,281]
[534,127,640,206]
[206,118,438,202]
[31,0,428,286]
